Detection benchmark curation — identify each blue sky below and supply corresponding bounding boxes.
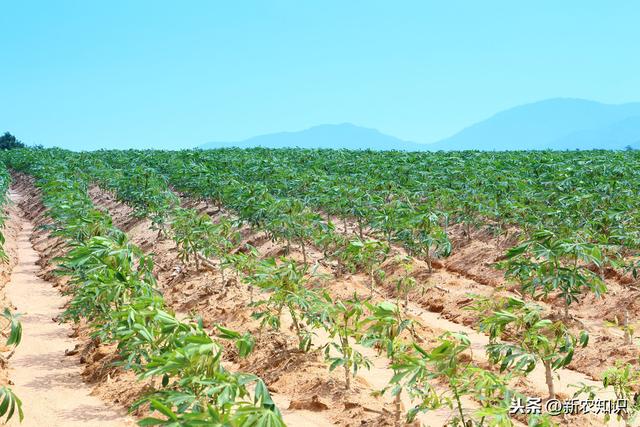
[2,1,639,150]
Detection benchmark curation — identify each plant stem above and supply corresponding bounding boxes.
[394,390,402,427]
[341,327,351,390]
[544,360,555,399]
[452,383,466,426]
[289,306,302,347]
[369,268,375,297]
[624,308,631,345]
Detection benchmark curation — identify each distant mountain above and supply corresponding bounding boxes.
[200,123,427,151]
[200,99,640,152]
[551,115,640,150]
[426,98,640,151]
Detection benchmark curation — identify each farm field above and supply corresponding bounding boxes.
[0,147,639,426]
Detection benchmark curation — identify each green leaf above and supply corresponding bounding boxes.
[149,399,178,421]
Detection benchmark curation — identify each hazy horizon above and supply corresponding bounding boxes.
[199,98,640,147]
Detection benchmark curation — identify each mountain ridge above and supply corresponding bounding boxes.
[200,99,640,151]
[427,98,640,150]
[200,123,427,151]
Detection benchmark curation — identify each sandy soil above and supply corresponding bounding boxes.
[329,210,640,382]
[86,186,616,426]
[0,200,20,389]
[5,190,134,427]
[9,178,346,425]
[3,175,625,427]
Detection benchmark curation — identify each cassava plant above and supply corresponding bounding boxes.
[338,238,389,296]
[396,206,451,272]
[362,301,412,426]
[1,308,22,361]
[572,360,640,426]
[250,258,319,351]
[317,293,371,390]
[600,362,640,425]
[171,207,214,271]
[203,216,240,286]
[392,256,418,311]
[501,229,606,319]
[478,297,588,399]
[0,387,23,423]
[226,245,261,303]
[393,332,518,426]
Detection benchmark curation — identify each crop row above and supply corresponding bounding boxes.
[5,150,527,425]
[98,148,640,261]
[3,148,640,426]
[2,153,286,426]
[0,165,24,423]
[72,149,638,328]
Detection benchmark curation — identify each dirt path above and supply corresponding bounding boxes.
[5,191,133,427]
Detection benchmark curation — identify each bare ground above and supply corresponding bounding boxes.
[86,185,621,426]
[3,174,628,426]
[4,189,134,427]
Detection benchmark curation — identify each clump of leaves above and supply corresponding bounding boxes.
[478,297,588,399]
[337,238,389,296]
[362,301,412,425]
[250,258,319,351]
[392,255,418,311]
[0,309,23,423]
[573,361,640,426]
[393,332,517,426]
[500,229,606,319]
[1,308,22,354]
[317,293,371,390]
[0,386,23,423]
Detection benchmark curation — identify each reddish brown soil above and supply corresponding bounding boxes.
[8,177,157,422]
[332,208,640,382]
[7,173,629,427]
[0,197,22,388]
[87,185,621,426]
